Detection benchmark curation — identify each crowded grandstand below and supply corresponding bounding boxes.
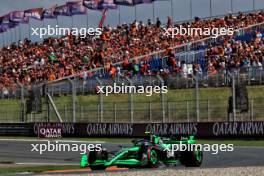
[0,7,263,99]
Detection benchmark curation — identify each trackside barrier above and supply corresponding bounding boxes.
[0,122,264,138]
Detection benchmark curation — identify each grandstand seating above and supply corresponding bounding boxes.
[0,11,264,97]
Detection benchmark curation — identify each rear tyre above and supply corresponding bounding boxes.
[180,147,203,167]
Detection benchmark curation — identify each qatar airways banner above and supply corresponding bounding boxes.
[30,121,264,138]
[37,125,62,138]
[0,122,263,138]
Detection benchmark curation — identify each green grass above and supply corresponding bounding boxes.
[0,165,80,174]
[1,85,264,122]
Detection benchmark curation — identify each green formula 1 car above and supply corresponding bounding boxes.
[80,132,203,170]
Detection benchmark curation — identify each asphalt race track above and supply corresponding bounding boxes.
[0,139,264,174]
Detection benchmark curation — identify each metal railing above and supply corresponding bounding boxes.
[1,68,264,123]
[1,94,263,123]
[40,67,263,96]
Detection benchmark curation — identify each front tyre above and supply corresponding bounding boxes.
[147,147,159,168]
[88,150,108,170]
[80,154,88,168]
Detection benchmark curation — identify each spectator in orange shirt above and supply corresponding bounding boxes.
[48,73,56,81]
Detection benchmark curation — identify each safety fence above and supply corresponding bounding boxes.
[1,97,264,123]
[1,69,264,123]
[1,66,263,99]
